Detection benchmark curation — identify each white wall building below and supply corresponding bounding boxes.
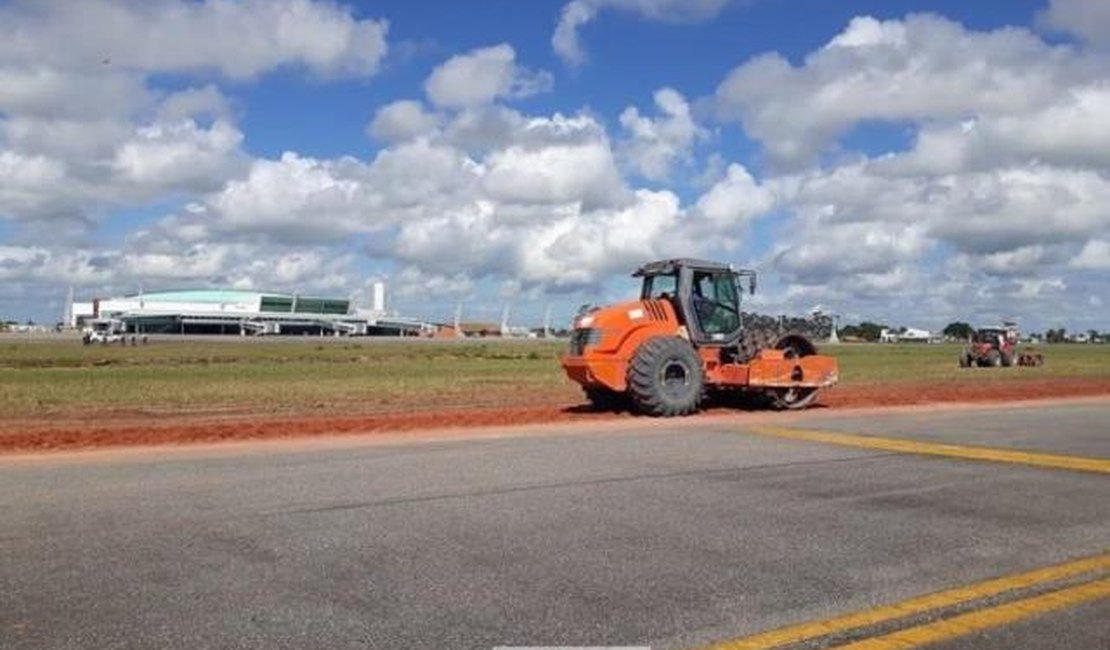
[67,284,427,336]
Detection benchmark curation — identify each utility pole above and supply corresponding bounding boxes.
[543,304,553,338]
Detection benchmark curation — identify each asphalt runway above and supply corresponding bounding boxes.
[1,399,1107,649]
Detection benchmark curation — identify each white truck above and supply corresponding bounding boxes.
[82,318,128,344]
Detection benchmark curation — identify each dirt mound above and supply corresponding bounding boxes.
[2,378,1106,454]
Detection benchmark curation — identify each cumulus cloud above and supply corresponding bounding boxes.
[198,152,383,243]
[696,12,1110,328]
[0,0,389,79]
[776,162,1110,254]
[392,266,476,299]
[4,4,1108,331]
[1071,240,1110,270]
[0,151,68,221]
[880,85,1110,174]
[772,221,930,283]
[101,107,674,296]
[481,115,628,208]
[515,189,695,286]
[0,66,149,121]
[424,44,552,109]
[0,246,110,286]
[553,0,732,66]
[0,0,391,236]
[441,105,529,154]
[112,119,247,193]
[367,100,442,143]
[391,189,694,289]
[714,14,1096,167]
[618,88,705,180]
[694,163,775,229]
[0,240,359,301]
[1039,0,1110,47]
[763,159,1110,311]
[115,104,705,298]
[0,110,249,228]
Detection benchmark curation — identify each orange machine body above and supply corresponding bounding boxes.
[561,299,839,392]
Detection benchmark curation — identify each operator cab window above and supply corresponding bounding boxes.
[642,274,677,300]
[692,271,741,338]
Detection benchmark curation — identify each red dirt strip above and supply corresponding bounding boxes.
[1,377,1106,454]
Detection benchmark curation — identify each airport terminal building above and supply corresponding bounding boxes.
[70,287,429,336]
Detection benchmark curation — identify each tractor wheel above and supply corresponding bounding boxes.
[583,387,626,412]
[768,333,820,410]
[987,349,1002,367]
[627,337,704,417]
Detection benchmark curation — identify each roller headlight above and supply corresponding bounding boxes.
[568,328,602,355]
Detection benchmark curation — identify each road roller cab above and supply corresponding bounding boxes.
[561,259,839,416]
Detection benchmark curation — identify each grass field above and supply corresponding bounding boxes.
[0,335,1107,419]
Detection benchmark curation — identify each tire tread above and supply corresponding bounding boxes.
[627,337,702,417]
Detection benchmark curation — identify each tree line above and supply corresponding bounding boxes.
[836,320,1103,343]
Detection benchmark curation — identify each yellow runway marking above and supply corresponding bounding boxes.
[831,578,1110,649]
[694,553,1110,650]
[748,425,1110,474]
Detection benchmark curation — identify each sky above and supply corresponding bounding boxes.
[0,0,1108,332]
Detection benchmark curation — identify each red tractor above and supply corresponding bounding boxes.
[959,326,1018,368]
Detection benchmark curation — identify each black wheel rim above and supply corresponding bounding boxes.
[660,360,690,399]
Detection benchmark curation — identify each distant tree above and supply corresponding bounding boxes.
[857,321,887,342]
[838,324,860,339]
[1088,329,1100,343]
[943,322,974,340]
[1045,328,1068,343]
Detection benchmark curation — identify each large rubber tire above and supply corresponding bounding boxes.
[627,337,704,417]
[987,349,1002,367]
[767,333,820,410]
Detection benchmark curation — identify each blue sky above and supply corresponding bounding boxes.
[0,0,1107,332]
[232,0,1050,161]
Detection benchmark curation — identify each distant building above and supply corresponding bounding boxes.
[455,322,502,337]
[69,284,431,336]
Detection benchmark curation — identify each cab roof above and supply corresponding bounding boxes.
[632,258,733,277]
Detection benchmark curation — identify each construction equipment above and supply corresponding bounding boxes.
[82,318,127,345]
[1017,351,1045,367]
[959,326,1019,368]
[560,259,839,416]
